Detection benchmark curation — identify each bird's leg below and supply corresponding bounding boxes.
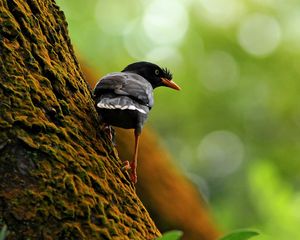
[121,129,140,184]
[130,130,140,184]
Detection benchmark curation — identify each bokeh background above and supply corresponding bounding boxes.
[56,0,300,239]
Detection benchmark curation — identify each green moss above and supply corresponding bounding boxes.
[108,210,120,223]
[108,219,117,236]
[59,99,71,115]
[98,228,111,240]
[0,112,13,128]
[61,223,85,239]
[1,19,19,39]
[63,174,78,197]
[128,229,139,239]
[16,135,38,148]
[99,215,108,225]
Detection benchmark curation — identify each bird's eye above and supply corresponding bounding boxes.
[155,69,160,75]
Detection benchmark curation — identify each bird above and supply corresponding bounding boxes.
[93,61,180,183]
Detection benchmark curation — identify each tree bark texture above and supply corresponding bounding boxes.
[0,0,160,239]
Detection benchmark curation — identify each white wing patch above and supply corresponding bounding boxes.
[97,102,147,114]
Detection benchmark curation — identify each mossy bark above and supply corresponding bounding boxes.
[0,0,160,239]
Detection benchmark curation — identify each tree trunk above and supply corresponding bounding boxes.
[0,0,160,239]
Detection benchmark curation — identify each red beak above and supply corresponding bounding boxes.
[161,78,181,90]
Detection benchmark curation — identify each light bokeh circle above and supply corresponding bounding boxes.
[201,51,239,92]
[238,13,281,57]
[198,130,245,178]
[143,0,189,45]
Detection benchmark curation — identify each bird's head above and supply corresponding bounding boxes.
[122,61,181,90]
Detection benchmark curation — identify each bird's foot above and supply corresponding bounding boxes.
[101,124,116,146]
[130,172,137,184]
[121,160,131,170]
[121,161,137,184]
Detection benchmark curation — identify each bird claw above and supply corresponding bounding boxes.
[101,124,116,146]
[121,161,137,184]
[130,172,137,184]
[121,160,131,170]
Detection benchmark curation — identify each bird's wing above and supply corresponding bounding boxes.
[93,72,154,108]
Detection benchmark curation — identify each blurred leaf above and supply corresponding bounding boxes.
[219,229,259,240]
[0,225,7,240]
[156,230,183,240]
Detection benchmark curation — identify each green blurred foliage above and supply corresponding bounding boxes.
[156,230,183,240]
[0,225,7,240]
[57,0,300,239]
[219,229,259,240]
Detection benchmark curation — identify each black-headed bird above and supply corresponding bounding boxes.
[93,61,180,183]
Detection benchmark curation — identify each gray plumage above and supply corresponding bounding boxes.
[93,72,154,134]
[92,61,179,184]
